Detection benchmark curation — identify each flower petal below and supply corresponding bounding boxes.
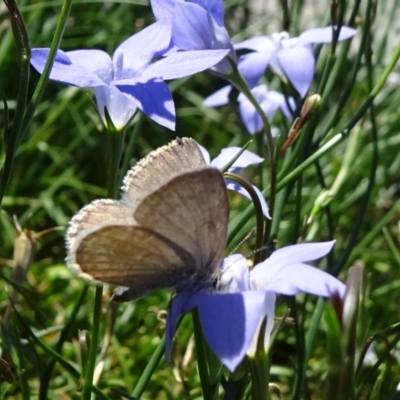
[172,0,215,50]
[94,84,138,130]
[203,85,231,107]
[251,241,343,296]
[116,78,175,130]
[266,241,336,267]
[113,20,172,79]
[299,26,357,45]
[190,0,224,26]
[246,291,276,356]
[165,292,198,362]
[219,254,251,293]
[210,147,263,171]
[143,49,229,80]
[252,262,346,298]
[151,0,175,21]
[196,144,211,164]
[31,48,111,87]
[234,36,275,53]
[197,291,267,372]
[238,51,271,88]
[277,45,315,97]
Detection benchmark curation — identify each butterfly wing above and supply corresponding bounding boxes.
[66,168,228,298]
[133,167,229,279]
[122,137,206,204]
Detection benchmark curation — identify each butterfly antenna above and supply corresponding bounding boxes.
[230,228,256,255]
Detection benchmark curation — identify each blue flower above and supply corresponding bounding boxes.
[235,26,357,97]
[199,144,270,217]
[151,0,236,75]
[31,21,229,130]
[204,83,294,134]
[166,240,345,372]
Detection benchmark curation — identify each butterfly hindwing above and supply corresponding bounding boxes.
[74,225,196,297]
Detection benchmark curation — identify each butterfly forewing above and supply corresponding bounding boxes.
[122,137,206,204]
[134,168,229,278]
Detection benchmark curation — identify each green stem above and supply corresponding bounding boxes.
[131,335,166,399]
[0,0,30,205]
[0,0,73,206]
[247,356,270,400]
[39,286,88,400]
[82,285,103,400]
[106,130,125,198]
[192,310,215,400]
[224,172,264,264]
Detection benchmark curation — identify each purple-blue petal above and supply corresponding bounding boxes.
[210,147,263,171]
[151,0,175,21]
[234,36,275,54]
[252,262,346,298]
[197,291,266,372]
[265,241,336,266]
[166,292,198,362]
[190,0,224,26]
[115,78,175,130]
[203,85,231,107]
[277,45,315,97]
[251,241,341,295]
[238,52,271,88]
[299,26,357,45]
[113,21,172,79]
[31,48,111,87]
[238,95,262,134]
[143,49,229,80]
[94,84,138,130]
[172,0,215,50]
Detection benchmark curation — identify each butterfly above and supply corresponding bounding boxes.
[66,137,229,301]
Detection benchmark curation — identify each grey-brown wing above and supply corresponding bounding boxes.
[66,199,135,259]
[134,167,229,276]
[122,137,206,204]
[70,225,196,298]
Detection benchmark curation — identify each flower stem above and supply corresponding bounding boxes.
[247,356,270,400]
[131,335,166,399]
[0,0,73,206]
[82,285,103,400]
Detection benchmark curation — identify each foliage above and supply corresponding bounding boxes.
[1,0,400,399]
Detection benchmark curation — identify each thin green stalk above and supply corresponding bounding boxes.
[290,299,306,400]
[320,0,375,143]
[131,335,166,399]
[305,298,325,362]
[332,15,378,275]
[192,310,215,400]
[0,0,30,205]
[224,172,264,264]
[247,356,270,400]
[22,0,73,127]
[82,285,103,400]
[39,286,89,400]
[0,0,73,205]
[270,184,289,239]
[106,130,125,198]
[224,64,278,234]
[12,307,110,400]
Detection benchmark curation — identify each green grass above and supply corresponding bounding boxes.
[1,0,400,398]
